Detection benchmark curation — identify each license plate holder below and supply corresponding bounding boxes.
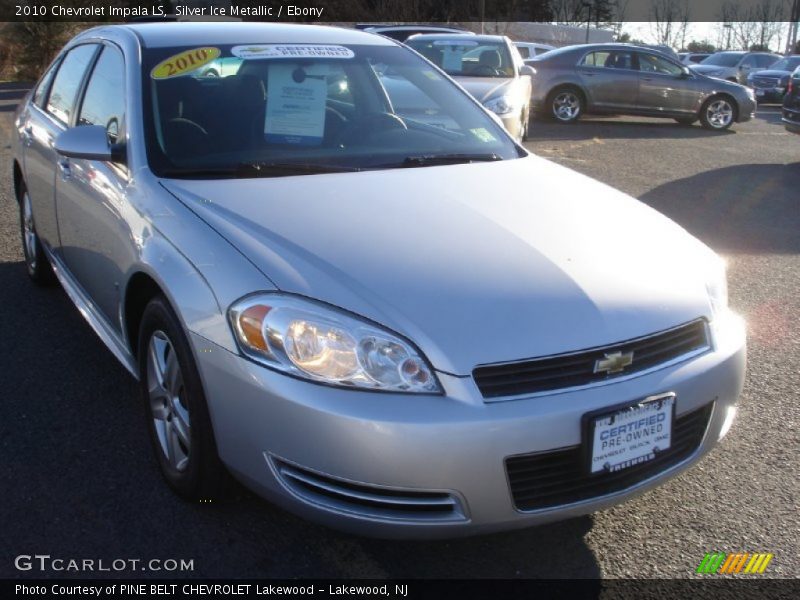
[584,393,675,475]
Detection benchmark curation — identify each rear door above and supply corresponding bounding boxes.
[636,51,699,115]
[55,43,130,329]
[577,49,639,110]
[21,44,99,248]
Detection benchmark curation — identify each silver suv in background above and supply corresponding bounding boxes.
[690,51,781,84]
[528,43,756,130]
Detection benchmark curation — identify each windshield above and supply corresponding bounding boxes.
[405,38,515,78]
[142,43,520,178]
[699,53,743,67]
[768,56,800,72]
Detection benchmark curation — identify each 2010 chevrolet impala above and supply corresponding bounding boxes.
[12,22,746,538]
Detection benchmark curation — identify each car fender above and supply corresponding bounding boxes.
[123,234,237,355]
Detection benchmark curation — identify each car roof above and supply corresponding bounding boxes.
[112,22,396,48]
[359,24,470,32]
[406,33,508,43]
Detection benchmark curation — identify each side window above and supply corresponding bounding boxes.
[77,45,125,143]
[46,44,98,125]
[757,55,776,68]
[741,55,757,68]
[638,53,682,76]
[580,51,609,67]
[33,58,61,108]
[517,46,530,59]
[581,51,634,70]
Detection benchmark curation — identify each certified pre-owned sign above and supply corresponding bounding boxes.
[14,554,194,572]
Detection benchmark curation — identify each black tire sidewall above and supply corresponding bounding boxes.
[137,295,225,500]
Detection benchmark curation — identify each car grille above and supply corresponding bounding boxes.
[273,459,466,522]
[784,107,800,122]
[506,401,713,511]
[753,77,780,88]
[473,320,709,399]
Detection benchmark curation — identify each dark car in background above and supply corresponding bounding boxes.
[782,66,800,134]
[747,55,800,103]
[690,51,780,84]
[527,44,756,130]
[406,34,534,141]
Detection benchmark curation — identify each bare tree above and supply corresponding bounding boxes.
[649,0,691,48]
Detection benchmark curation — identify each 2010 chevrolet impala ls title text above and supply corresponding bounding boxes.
[12,22,745,538]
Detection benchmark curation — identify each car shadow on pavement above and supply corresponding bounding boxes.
[639,162,800,255]
[529,117,736,141]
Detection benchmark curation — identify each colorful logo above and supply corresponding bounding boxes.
[696,552,774,574]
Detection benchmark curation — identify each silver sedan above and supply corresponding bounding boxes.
[529,43,757,130]
[13,23,745,538]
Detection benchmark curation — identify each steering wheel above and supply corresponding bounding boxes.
[472,65,500,77]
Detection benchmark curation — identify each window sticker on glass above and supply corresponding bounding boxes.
[232,45,355,60]
[151,47,220,79]
[470,128,497,143]
[265,64,328,146]
[442,47,466,72]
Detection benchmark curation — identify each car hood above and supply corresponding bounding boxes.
[452,76,514,102]
[690,64,733,75]
[162,156,717,375]
[750,69,791,79]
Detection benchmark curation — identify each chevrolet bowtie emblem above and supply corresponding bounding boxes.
[594,351,635,375]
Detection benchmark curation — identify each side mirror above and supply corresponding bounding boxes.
[519,64,536,78]
[679,67,692,78]
[54,125,125,163]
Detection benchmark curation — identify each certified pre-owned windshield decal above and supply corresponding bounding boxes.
[151,47,221,79]
[231,45,355,60]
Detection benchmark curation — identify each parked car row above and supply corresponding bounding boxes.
[354,25,792,137]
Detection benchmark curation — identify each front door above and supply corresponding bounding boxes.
[577,49,639,110]
[55,43,130,330]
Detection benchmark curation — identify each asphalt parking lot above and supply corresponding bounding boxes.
[1,83,798,579]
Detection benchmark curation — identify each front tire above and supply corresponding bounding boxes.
[700,96,736,130]
[548,87,583,123]
[138,295,228,501]
[18,183,55,285]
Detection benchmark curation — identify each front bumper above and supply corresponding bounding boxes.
[750,87,785,103]
[191,313,746,539]
[782,106,800,134]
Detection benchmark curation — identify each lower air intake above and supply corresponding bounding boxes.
[272,459,466,522]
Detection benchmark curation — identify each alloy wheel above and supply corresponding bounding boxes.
[706,99,733,129]
[21,192,37,271]
[552,91,580,121]
[146,330,191,472]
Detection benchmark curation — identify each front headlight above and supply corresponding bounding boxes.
[706,258,729,318]
[228,294,441,393]
[484,95,518,115]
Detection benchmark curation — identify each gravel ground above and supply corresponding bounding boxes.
[1,84,797,579]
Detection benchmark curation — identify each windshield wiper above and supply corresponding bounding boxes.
[160,162,361,179]
[400,153,502,167]
[236,161,362,177]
